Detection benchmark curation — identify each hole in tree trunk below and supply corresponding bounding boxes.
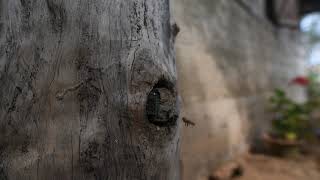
[146,78,178,127]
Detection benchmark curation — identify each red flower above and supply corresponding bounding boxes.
[291,76,309,86]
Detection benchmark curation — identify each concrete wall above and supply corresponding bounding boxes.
[173,0,307,180]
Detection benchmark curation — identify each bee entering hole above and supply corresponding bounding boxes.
[146,79,178,126]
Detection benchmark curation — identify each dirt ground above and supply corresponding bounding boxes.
[211,154,320,180]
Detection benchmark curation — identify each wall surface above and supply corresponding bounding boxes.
[173,0,307,180]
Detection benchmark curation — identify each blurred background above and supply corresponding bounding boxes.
[173,0,320,179]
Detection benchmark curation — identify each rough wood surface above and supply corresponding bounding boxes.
[0,0,180,179]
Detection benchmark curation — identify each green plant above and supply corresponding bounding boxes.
[306,72,320,108]
[306,72,320,138]
[269,89,311,141]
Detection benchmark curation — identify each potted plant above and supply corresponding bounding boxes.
[263,76,313,156]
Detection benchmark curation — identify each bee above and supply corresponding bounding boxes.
[182,117,195,127]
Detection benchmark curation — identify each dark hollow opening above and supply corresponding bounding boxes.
[146,78,178,127]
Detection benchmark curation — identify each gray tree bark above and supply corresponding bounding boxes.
[0,0,180,179]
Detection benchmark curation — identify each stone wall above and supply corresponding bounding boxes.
[173,0,307,180]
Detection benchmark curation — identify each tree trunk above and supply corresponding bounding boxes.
[0,0,180,179]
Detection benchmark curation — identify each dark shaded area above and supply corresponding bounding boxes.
[266,0,278,25]
[300,0,320,16]
[208,164,244,180]
[265,0,320,28]
[46,0,67,33]
[146,79,178,127]
[0,166,7,180]
[231,165,244,178]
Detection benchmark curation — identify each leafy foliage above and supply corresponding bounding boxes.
[307,72,320,108]
[269,89,311,140]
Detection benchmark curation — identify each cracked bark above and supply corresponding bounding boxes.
[0,0,180,179]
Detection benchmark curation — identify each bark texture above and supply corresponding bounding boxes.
[0,0,180,179]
